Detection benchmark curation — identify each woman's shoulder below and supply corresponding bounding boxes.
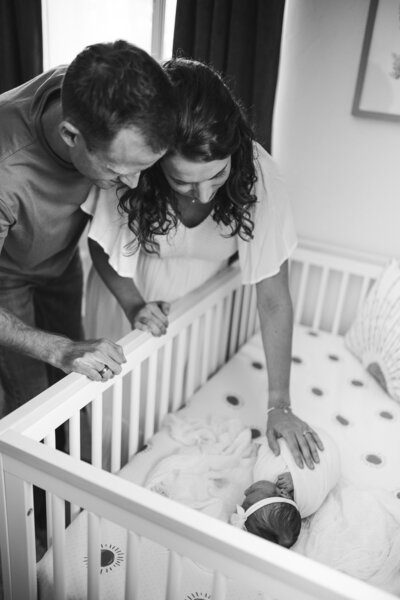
[81,185,122,222]
[251,141,279,181]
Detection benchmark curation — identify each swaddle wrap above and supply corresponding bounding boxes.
[254,428,341,518]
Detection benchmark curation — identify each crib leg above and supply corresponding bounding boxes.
[2,472,37,599]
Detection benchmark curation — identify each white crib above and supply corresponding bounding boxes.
[0,239,397,600]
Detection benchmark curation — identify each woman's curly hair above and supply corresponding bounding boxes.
[118,58,258,255]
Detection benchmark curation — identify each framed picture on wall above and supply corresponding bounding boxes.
[352,0,400,121]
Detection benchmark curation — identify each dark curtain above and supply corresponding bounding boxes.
[0,0,43,93]
[172,0,285,152]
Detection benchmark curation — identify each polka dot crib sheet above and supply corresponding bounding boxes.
[37,324,400,598]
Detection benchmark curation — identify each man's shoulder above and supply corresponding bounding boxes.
[0,67,66,110]
[0,67,66,164]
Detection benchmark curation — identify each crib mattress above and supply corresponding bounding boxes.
[37,325,400,599]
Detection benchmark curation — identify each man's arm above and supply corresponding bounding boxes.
[0,218,125,381]
[0,305,126,381]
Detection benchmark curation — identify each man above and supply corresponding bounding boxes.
[0,40,176,416]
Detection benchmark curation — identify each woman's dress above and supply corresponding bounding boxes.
[81,142,297,341]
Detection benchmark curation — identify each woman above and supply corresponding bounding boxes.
[82,58,323,469]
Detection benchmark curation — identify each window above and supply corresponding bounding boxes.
[41,0,177,69]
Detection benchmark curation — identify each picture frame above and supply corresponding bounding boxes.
[352,0,400,122]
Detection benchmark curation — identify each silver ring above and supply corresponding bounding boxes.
[98,365,111,377]
[303,430,313,436]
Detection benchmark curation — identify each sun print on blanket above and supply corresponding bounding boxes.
[83,543,124,574]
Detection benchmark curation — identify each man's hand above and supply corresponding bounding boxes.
[128,301,170,337]
[266,409,324,469]
[52,338,127,382]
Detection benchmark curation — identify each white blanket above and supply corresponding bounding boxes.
[37,326,400,598]
[37,416,263,600]
[294,482,400,593]
[145,415,256,521]
[147,413,400,591]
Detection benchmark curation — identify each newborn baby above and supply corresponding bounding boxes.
[231,427,341,548]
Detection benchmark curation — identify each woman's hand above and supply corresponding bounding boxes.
[266,409,324,469]
[128,301,170,337]
[89,240,170,337]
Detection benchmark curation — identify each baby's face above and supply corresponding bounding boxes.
[244,480,279,501]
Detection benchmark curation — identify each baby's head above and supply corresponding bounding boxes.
[233,480,301,548]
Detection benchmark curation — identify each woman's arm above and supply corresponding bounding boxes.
[88,239,170,336]
[256,260,323,469]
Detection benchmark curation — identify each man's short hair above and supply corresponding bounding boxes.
[61,40,176,152]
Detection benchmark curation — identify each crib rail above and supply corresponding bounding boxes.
[0,263,254,444]
[0,262,259,600]
[0,240,392,600]
[290,240,385,335]
[0,429,393,600]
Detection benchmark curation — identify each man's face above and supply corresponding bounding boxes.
[69,125,166,189]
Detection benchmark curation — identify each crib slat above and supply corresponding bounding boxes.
[200,309,213,385]
[157,340,172,429]
[331,271,349,335]
[128,369,141,458]
[52,495,66,600]
[210,301,223,374]
[247,285,258,337]
[125,531,140,599]
[68,413,81,520]
[312,266,329,330]
[172,329,188,412]
[68,413,80,459]
[294,261,310,324]
[218,293,233,366]
[45,494,53,547]
[185,318,200,398]
[44,431,56,546]
[2,473,36,600]
[91,394,103,469]
[228,288,242,358]
[144,353,158,441]
[87,512,101,600]
[238,284,251,347]
[165,550,182,600]
[357,275,372,310]
[212,571,227,600]
[110,378,123,474]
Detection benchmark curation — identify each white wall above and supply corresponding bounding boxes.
[273,0,400,258]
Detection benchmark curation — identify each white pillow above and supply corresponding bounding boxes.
[344,259,400,402]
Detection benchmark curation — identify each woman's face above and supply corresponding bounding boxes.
[160,153,231,205]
